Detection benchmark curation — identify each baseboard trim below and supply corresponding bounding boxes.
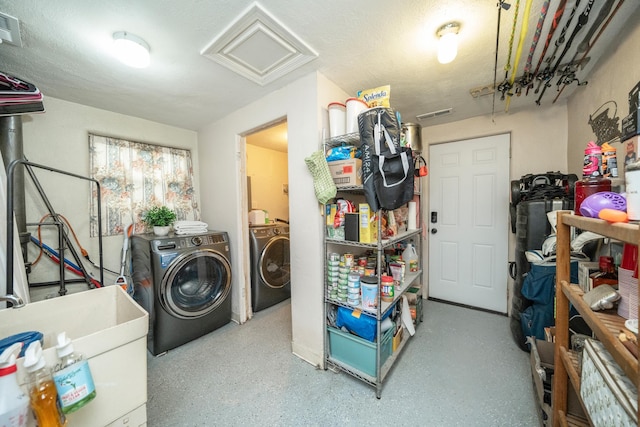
[427,297,507,317]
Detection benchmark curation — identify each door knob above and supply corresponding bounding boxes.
[430,228,437,234]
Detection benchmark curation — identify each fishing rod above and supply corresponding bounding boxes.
[492,1,510,121]
[497,0,521,101]
[526,0,568,95]
[536,0,595,105]
[504,0,534,112]
[517,0,550,96]
[552,0,625,103]
[533,0,582,96]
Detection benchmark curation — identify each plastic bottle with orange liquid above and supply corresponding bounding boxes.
[23,341,67,427]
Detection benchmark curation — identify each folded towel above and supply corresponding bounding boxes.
[174,220,208,229]
[175,227,208,235]
[175,225,208,230]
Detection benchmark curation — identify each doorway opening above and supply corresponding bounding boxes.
[244,119,291,319]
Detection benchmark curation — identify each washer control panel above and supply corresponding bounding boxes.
[152,232,228,252]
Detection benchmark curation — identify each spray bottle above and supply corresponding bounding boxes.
[24,341,67,427]
[0,343,30,427]
[52,332,96,414]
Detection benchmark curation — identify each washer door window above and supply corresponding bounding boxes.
[259,236,290,289]
[162,249,232,319]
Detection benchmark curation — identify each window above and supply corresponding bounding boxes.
[89,133,199,237]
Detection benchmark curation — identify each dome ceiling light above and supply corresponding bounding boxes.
[436,22,460,65]
[113,31,150,68]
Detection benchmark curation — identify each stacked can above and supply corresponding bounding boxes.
[347,272,361,306]
[327,253,340,300]
[337,264,350,302]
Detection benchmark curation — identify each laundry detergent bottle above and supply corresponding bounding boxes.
[52,332,96,414]
[24,341,67,427]
[0,343,30,427]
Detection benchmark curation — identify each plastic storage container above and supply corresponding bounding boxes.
[345,98,368,134]
[574,178,612,217]
[327,326,393,377]
[328,102,346,137]
[380,275,394,302]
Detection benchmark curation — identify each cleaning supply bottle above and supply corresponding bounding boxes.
[583,141,603,178]
[402,242,419,273]
[52,332,96,414]
[601,142,618,178]
[575,141,611,216]
[24,341,67,427]
[0,343,30,427]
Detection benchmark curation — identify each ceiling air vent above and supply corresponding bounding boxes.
[201,3,318,86]
[0,12,22,47]
[416,108,453,121]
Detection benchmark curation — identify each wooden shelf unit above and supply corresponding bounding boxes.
[553,212,640,426]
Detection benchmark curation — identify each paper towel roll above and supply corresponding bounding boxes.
[407,201,417,230]
[402,296,416,336]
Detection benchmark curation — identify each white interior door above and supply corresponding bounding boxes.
[428,134,510,313]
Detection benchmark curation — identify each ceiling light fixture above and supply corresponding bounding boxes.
[113,31,150,68]
[436,22,460,65]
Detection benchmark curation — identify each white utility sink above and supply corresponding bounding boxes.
[0,285,149,427]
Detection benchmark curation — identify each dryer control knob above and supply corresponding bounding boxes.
[191,236,203,246]
[273,228,281,235]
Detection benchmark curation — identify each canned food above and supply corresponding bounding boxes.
[343,253,354,266]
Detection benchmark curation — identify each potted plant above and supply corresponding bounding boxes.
[142,206,177,236]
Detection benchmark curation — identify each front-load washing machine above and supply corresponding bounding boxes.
[130,231,232,355]
[249,224,290,312]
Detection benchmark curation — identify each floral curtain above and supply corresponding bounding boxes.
[89,133,199,237]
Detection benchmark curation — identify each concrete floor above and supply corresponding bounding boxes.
[145,299,541,427]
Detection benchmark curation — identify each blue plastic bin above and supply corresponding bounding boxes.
[327,325,393,376]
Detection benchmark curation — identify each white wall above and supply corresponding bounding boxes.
[567,8,640,181]
[20,97,198,286]
[246,144,289,222]
[422,104,569,309]
[197,71,348,366]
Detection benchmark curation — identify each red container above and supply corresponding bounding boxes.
[621,243,639,271]
[574,178,611,216]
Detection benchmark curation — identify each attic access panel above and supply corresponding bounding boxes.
[201,3,318,86]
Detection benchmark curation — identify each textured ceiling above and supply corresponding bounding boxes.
[0,0,638,133]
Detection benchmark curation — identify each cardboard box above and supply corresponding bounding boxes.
[623,136,639,172]
[630,80,640,112]
[1,286,149,427]
[622,110,640,142]
[392,326,403,352]
[578,261,599,292]
[530,337,586,425]
[328,158,362,187]
[359,203,378,243]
